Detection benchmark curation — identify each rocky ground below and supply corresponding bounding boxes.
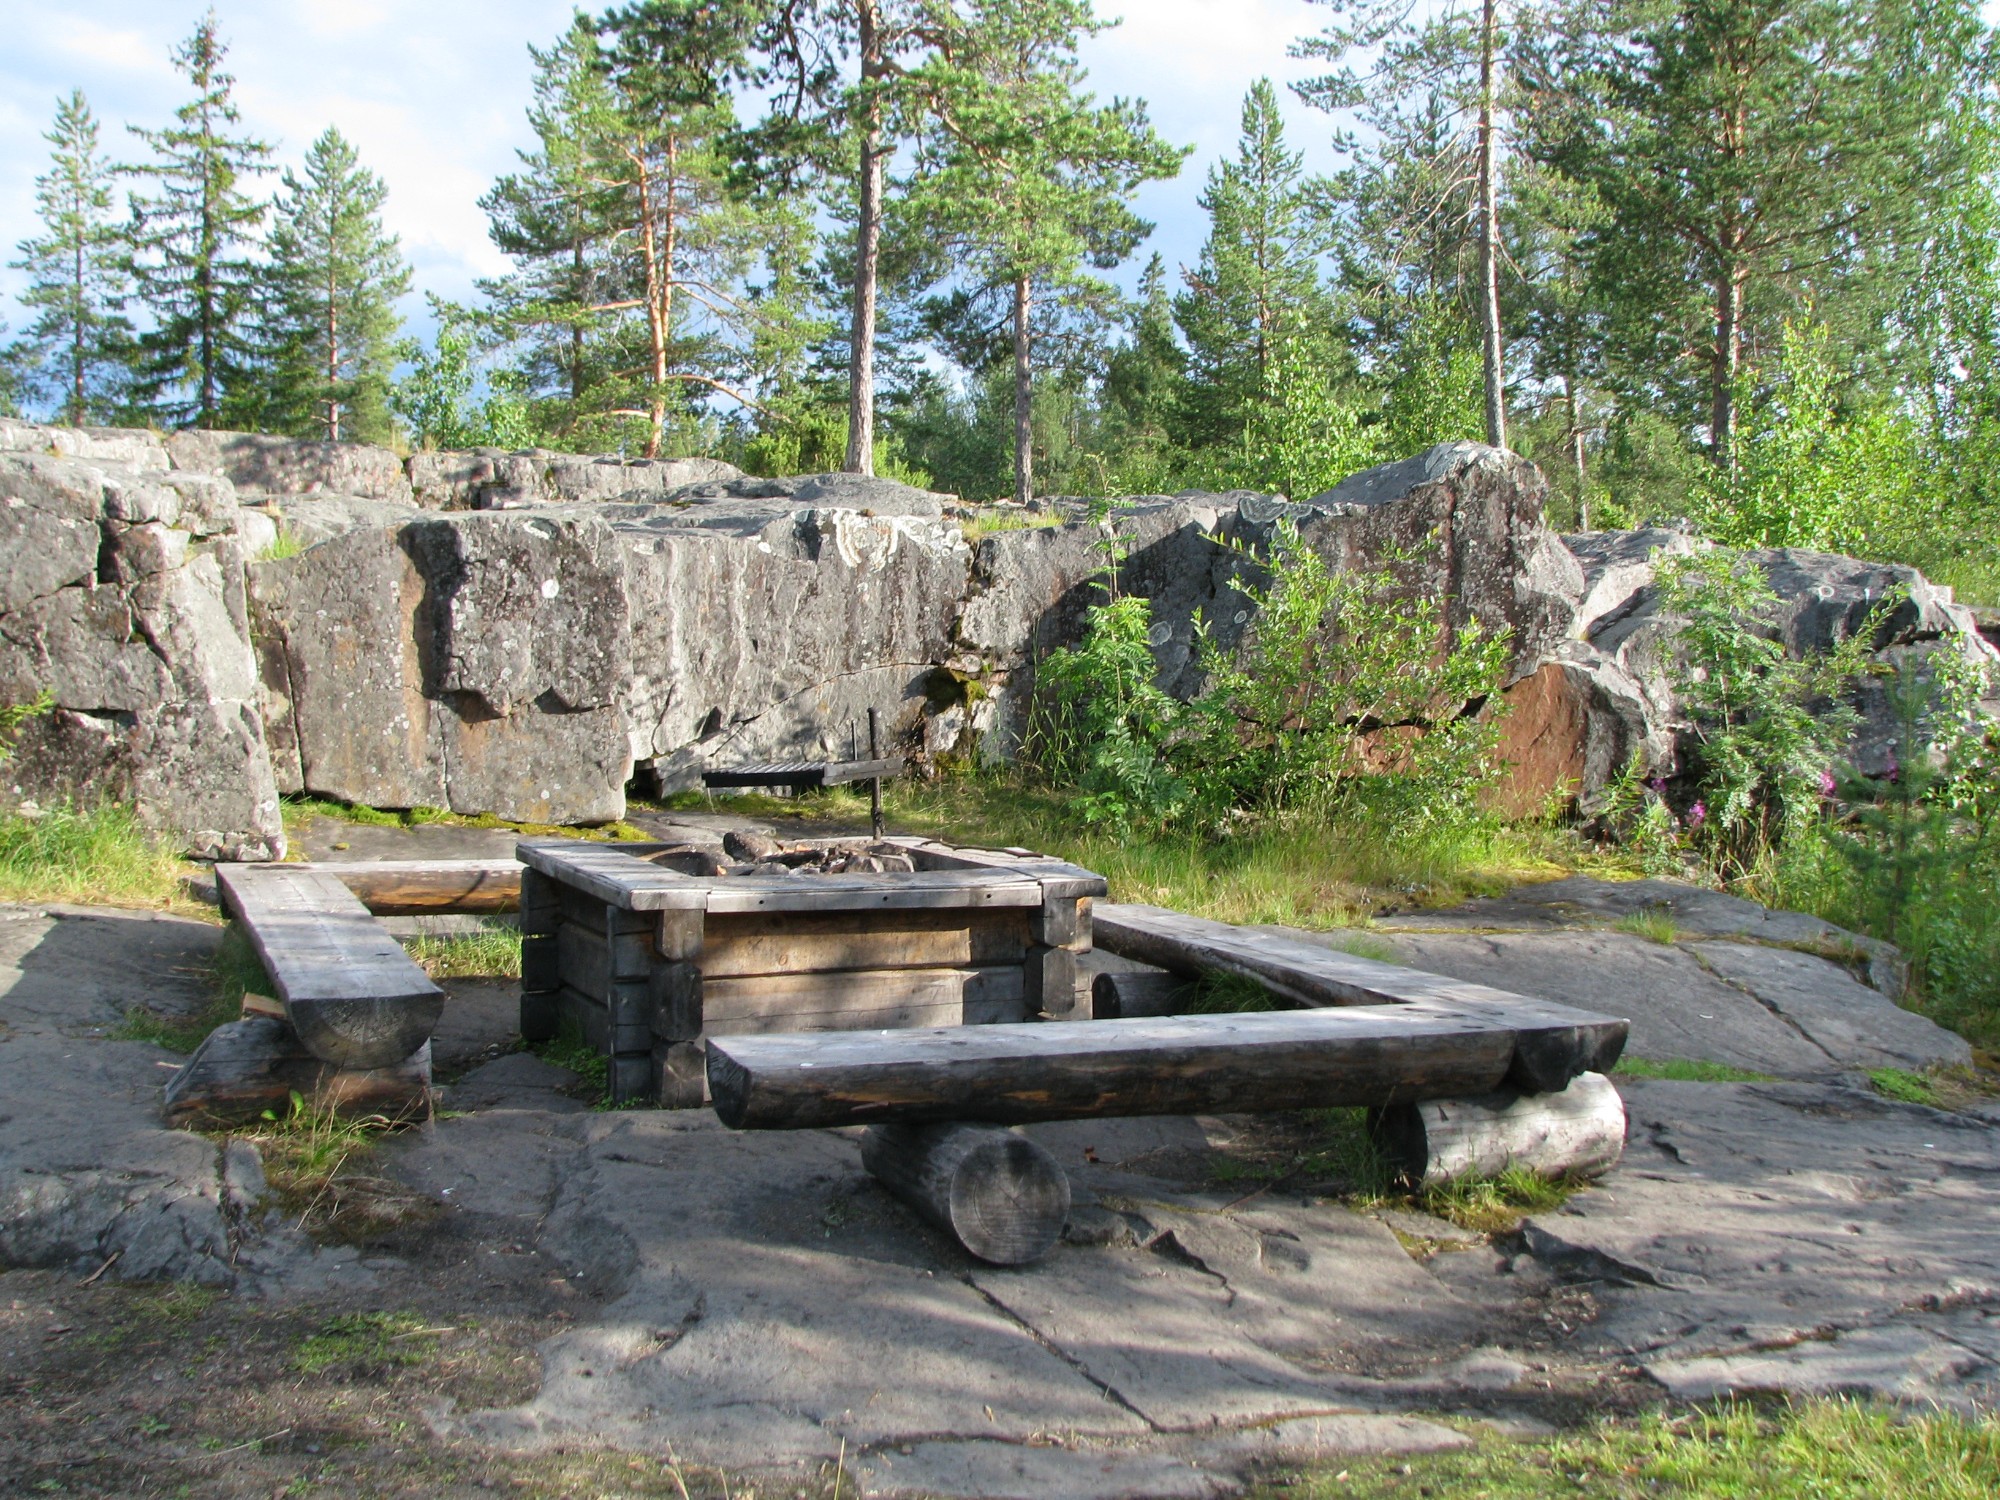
[2,825,1997,1498]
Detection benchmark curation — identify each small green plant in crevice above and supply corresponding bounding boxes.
[257,525,305,562]
[1868,1067,1941,1107]
[231,1091,421,1235]
[1614,1056,1775,1083]
[292,1310,441,1376]
[0,687,55,758]
[534,1024,609,1100]
[1614,907,1682,945]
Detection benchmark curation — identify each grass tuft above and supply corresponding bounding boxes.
[1615,907,1683,944]
[1614,1056,1777,1083]
[0,800,196,910]
[1262,1397,2000,1500]
[401,923,522,979]
[228,1092,427,1237]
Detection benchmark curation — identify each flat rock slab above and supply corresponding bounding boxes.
[1298,876,1965,1077]
[411,1104,1496,1492]
[1496,1076,2000,1410]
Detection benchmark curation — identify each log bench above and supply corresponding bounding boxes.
[214,864,444,1070]
[706,971,1631,1264]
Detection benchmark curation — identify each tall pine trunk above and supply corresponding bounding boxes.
[635,136,678,462]
[325,253,341,441]
[1012,273,1033,506]
[845,0,885,476]
[1477,0,1506,451]
[70,233,86,426]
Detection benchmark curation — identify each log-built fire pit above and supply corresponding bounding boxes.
[516,836,1107,1105]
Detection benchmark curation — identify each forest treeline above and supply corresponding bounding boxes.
[6,1,1999,596]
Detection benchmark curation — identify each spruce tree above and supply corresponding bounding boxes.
[257,128,411,443]
[1173,79,1329,454]
[124,9,275,429]
[10,91,135,426]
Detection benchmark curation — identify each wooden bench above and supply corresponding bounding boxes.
[706,903,1632,1266]
[215,864,444,1070]
[699,757,906,793]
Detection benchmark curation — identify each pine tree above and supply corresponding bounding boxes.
[908,0,1186,503]
[1173,80,1329,453]
[123,9,274,430]
[1524,0,1995,465]
[256,128,410,443]
[10,91,135,426]
[480,16,628,446]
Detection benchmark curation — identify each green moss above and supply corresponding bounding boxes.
[1614,1056,1777,1083]
[1615,908,1683,944]
[1868,1067,1940,1106]
[293,1311,440,1375]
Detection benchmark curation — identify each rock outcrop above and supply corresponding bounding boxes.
[0,423,285,859]
[2,418,1992,843]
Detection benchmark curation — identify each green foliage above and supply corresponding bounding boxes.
[1268,1398,2000,1500]
[1695,317,1926,552]
[123,11,276,428]
[1181,524,1510,830]
[256,127,410,443]
[390,297,529,450]
[1613,908,1680,945]
[401,923,523,980]
[1032,594,1189,828]
[0,689,55,761]
[536,1024,609,1099]
[0,799,190,909]
[9,90,135,424]
[1647,550,1877,879]
[293,1311,439,1375]
[1229,332,1381,501]
[1028,521,1511,848]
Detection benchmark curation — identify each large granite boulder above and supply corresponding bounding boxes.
[0,441,285,859]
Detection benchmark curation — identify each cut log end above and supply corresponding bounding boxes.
[1371,1071,1627,1188]
[861,1121,1071,1266]
[1090,970,1199,1020]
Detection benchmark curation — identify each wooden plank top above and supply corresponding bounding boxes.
[1092,903,1627,1029]
[707,1004,1522,1128]
[215,863,443,1069]
[884,837,1108,900]
[517,838,1049,913]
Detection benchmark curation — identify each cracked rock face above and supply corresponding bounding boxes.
[0,432,285,859]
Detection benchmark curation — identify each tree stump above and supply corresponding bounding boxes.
[162,1016,432,1127]
[1371,1071,1626,1186]
[860,1121,1070,1265]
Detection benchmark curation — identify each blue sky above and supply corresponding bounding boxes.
[0,1,1339,355]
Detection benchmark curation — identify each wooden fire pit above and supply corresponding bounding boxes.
[516,837,1106,1105]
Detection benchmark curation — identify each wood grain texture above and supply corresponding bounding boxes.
[698,966,1026,1037]
[698,908,1030,978]
[162,1016,431,1127]
[861,1122,1070,1265]
[217,864,443,1069]
[1371,1072,1627,1185]
[304,859,524,914]
[706,1007,1517,1129]
[1092,902,1627,1093]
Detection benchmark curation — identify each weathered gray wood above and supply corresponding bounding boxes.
[707,1007,1518,1130]
[162,1016,431,1127]
[1091,970,1200,1020]
[1371,1072,1628,1186]
[1093,903,1627,1093]
[861,1122,1070,1265]
[890,839,1108,902]
[217,864,444,1069]
[697,966,1026,1036]
[652,1039,708,1108]
[698,908,1030,978]
[1024,946,1081,1020]
[306,858,524,914]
